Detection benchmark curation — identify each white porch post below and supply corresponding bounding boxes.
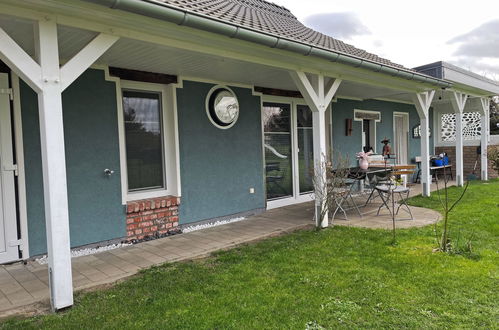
[413,91,435,197]
[36,20,75,310]
[0,18,118,310]
[290,71,341,227]
[480,98,490,181]
[450,92,468,186]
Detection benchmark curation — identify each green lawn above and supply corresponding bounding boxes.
[2,180,498,329]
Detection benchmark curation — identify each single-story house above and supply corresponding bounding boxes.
[0,0,497,310]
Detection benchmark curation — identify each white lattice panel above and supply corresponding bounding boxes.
[441,112,481,142]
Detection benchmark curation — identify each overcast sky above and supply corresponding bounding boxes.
[274,0,499,80]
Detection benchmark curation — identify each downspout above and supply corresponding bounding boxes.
[82,0,451,88]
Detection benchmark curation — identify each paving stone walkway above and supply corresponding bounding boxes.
[0,181,449,316]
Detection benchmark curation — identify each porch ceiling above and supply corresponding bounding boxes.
[0,15,417,104]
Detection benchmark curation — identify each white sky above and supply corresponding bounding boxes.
[274,0,499,80]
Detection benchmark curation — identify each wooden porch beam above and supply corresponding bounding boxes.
[450,91,468,186]
[290,70,342,228]
[480,98,490,180]
[412,90,435,197]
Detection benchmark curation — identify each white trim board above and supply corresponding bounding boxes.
[267,193,314,210]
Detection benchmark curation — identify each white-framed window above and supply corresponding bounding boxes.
[119,80,179,201]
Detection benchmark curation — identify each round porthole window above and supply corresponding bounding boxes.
[206,85,239,129]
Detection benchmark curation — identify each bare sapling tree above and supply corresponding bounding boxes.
[311,152,350,228]
[487,146,499,177]
[433,166,470,252]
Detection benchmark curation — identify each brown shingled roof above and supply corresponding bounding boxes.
[153,0,409,70]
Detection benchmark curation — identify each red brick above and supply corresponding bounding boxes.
[126,196,180,240]
[139,221,152,228]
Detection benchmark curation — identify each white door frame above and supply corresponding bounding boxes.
[393,112,410,164]
[353,109,380,153]
[0,72,20,263]
[11,73,29,259]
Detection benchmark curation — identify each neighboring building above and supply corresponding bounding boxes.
[0,0,497,309]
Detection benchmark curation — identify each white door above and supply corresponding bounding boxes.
[393,113,409,165]
[0,72,19,263]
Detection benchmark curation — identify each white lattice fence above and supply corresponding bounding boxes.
[441,112,482,142]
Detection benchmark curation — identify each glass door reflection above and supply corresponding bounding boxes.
[297,105,314,193]
[263,102,293,200]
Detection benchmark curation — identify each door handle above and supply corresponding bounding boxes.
[2,164,18,176]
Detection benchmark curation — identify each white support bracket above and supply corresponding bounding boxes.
[479,97,490,181]
[450,91,468,186]
[290,71,341,113]
[412,90,435,197]
[0,18,118,311]
[290,71,342,228]
[60,34,119,91]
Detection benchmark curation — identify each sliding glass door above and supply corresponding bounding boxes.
[263,102,315,203]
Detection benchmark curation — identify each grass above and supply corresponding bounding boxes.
[2,180,498,329]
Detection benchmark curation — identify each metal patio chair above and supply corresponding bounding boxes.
[331,178,362,221]
[375,165,416,220]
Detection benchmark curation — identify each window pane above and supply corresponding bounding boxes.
[123,90,164,191]
[297,105,314,193]
[263,103,293,200]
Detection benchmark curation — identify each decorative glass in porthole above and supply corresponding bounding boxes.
[206,86,239,129]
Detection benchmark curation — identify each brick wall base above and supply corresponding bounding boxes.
[435,145,499,180]
[126,196,180,242]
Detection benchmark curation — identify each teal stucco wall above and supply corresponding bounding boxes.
[21,69,124,256]
[176,81,265,224]
[331,98,434,166]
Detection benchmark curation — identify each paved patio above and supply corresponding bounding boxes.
[0,181,449,317]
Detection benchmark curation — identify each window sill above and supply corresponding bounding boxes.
[126,189,178,203]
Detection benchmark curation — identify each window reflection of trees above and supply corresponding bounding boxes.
[123,92,164,191]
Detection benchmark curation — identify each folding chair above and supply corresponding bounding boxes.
[375,165,416,220]
[331,178,362,221]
